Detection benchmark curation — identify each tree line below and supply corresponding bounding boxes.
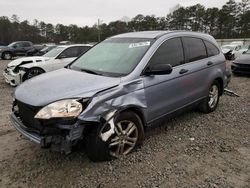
[0,0,249,44]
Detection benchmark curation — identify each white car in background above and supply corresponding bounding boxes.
[230,41,244,46]
[235,45,250,58]
[221,44,242,60]
[3,44,92,86]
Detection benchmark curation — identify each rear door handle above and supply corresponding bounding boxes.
[207,61,214,66]
[179,69,189,74]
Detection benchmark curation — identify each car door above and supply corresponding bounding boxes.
[52,47,81,70]
[22,42,33,54]
[143,37,189,122]
[13,42,25,55]
[178,37,213,102]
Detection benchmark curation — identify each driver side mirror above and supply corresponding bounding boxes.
[13,45,17,49]
[144,64,173,75]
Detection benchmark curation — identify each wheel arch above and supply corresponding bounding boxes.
[214,77,224,96]
[22,66,46,82]
[117,106,146,127]
[29,66,46,72]
[2,51,13,58]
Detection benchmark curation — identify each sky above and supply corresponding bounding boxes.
[0,0,238,26]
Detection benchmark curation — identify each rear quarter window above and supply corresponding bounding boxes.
[204,40,220,57]
[182,37,207,62]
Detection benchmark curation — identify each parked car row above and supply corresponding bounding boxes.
[7,31,232,161]
[0,41,35,60]
[3,44,92,86]
[0,41,77,60]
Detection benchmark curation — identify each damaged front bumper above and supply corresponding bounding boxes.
[9,113,85,154]
[10,113,42,144]
[3,68,25,86]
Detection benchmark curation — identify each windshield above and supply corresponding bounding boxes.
[241,45,249,50]
[43,47,65,58]
[8,42,17,47]
[41,46,55,52]
[70,38,153,77]
[245,49,250,54]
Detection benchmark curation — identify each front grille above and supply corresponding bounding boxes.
[15,100,43,132]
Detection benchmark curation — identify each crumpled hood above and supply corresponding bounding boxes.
[234,54,250,64]
[8,56,51,67]
[222,48,231,54]
[14,68,121,106]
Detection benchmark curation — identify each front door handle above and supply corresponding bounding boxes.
[207,61,214,66]
[179,69,189,74]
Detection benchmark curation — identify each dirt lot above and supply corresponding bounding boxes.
[0,60,249,188]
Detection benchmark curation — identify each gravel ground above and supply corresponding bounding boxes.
[0,60,250,188]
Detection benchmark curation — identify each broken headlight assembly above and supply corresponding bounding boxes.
[35,99,88,119]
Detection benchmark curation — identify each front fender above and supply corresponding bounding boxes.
[78,78,147,123]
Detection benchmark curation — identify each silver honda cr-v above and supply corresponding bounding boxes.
[10,31,230,161]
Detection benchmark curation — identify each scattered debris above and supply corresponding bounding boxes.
[224,88,240,97]
[189,137,195,141]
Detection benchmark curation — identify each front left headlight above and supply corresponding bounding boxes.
[35,99,84,119]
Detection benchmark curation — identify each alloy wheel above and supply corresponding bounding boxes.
[208,85,219,109]
[109,120,138,158]
[4,53,11,60]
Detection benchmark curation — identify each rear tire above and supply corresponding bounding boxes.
[85,111,144,162]
[2,52,12,60]
[199,80,220,113]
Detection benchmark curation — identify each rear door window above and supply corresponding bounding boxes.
[22,42,31,47]
[182,37,207,62]
[204,40,220,57]
[78,46,91,55]
[149,38,184,67]
[60,47,80,58]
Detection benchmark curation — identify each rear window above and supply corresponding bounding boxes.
[182,37,207,62]
[204,40,220,57]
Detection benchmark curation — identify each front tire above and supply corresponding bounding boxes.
[199,80,220,113]
[85,111,144,162]
[25,68,45,80]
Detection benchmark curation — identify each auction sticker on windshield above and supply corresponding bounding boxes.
[129,41,151,48]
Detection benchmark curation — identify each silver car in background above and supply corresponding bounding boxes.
[10,31,229,161]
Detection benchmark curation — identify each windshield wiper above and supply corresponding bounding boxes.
[80,68,103,76]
